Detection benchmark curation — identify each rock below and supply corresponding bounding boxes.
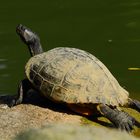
[0,92,140,140]
[0,93,81,140]
[14,124,139,140]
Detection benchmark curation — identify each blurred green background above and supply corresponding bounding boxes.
[0,0,139,99]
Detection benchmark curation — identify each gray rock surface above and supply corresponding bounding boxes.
[0,94,139,140]
[0,94,81,140]
[15,124,139,140]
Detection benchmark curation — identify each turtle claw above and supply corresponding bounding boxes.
[99,104,136,132]
[8,97,22,107]
[8,79,30,107]
[114,111,135,132]
[8,98,17,107]
[118,122,132,132]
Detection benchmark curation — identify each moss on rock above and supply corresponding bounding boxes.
[81,107,140,137]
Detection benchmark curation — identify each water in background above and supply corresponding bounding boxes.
[0,0,139,99]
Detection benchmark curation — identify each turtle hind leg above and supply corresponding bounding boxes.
[127,98,140,112]
[97,104,136,132]
[9,79,32,107]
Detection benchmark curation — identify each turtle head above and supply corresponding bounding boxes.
[16,24,40,46]
[16,24,43,56]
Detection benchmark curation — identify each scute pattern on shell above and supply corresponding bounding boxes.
[25,47,129,106]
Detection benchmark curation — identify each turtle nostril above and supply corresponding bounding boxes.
[17,24,26,31]
[17,24,22,29]
[20,25,25,31]
[16,24,27,35]
[21,26,24,30]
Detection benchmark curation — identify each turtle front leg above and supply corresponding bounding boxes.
[97,104,136,132]
[127,98,140,112]
[9,79,32,107]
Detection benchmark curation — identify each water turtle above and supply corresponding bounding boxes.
[11,24,140,132]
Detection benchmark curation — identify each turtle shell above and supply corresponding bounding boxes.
[25,47,129,106]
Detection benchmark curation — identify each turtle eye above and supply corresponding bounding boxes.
[20,24,26,31]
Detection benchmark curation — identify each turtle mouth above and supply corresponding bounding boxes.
[16,24,38,45]
[16,24,33,43]
[16,24,26,35]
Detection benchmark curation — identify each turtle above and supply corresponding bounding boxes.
[10,24,140,132]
